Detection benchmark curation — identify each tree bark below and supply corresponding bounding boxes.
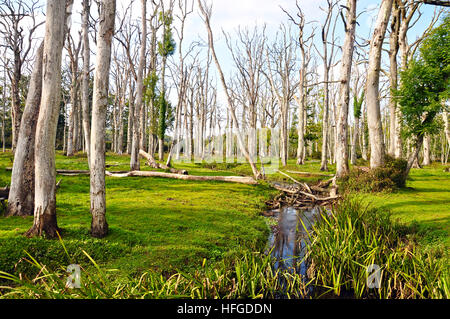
[89,0,115,238]
[66,46,80,157]
[139,149,187,174]
[130,0,146,170]
[388,2,400,157]
[26,0,72,238]
[443,109,450,148]
[81,0,91,166]
[6,42,44,217]
[404,134,424,179]
[105,170,257,184]
[350,116,359,165]
[335,0,357,178]
[10,52,21,153]
[126,81,135,154]
[422,133,431,165]
[366,0,392,169]
[197,0,260,179]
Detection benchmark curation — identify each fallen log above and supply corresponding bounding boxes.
[317,177,334,188]
[277,170,312,193]
[139,149,187,175]
[105,170,257,184]
[309,185,330,193]
[298,190,339,201]
[269,182,300,194]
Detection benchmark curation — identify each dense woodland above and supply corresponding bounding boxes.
[0,0,448,240]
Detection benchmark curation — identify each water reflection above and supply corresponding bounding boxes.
[267,206,322,277]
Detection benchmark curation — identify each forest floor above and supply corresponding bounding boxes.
[0,151,448,282]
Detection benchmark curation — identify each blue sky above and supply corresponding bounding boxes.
[64,0,449,128]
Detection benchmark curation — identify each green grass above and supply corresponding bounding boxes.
[0,151,277,280]
[0,150,448,299]
[307,197,449,299]
[362,162,450,247]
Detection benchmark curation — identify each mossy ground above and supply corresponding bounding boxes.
[0,151,277,279]
[0,151,448,283]
[362,162,450,247]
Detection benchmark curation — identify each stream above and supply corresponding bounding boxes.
[265,205,323,297]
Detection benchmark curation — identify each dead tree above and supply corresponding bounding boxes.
[265,24,297,167]
[0,0,44,152]
[26,0,73,238]
[6,42,43,217]
[335,0,357,178]
[65,32,82,156]
[166,0,194,166]
[81,0,91,166]
[197,0,260,179]
[282,3,315,165]
[89,0,116,238]
[366,0,393,169]
[224,25,266,161]
[315,0,339,171]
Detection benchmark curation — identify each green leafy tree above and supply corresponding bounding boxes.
[395,15,449,178]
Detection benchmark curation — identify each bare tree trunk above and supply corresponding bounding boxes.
[335,0,357,178]
[295,93,305,165]
[117,71,126,154]
[81,0,91,166]
[66,60,79,156]
[126,81,135,154]
[198,0,260,179]
[404,134,424,178]
[89,0,115,238]
[361,101,368,161]
[130,0,146,170]
[351,117,359,165]
[366,0,392,169]
[443,109,450,148]
[6,42,43,217]
[2,62,6,152]
[320,66,330,171]
[388,1,400,157]
[422,133,431,165]
[10,64,21,153]
[26,0,72,238]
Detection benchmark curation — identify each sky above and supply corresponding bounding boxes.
[4,0,448,130]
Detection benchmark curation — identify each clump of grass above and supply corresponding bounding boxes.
[306,197,449,299]
[0,233,130,282]
[0,243,311,299]
[339,156,408,193]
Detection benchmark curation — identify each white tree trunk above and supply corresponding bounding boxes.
[26,0,72,238]
[366,0,393,169]
[423,133,431,165]
[81,0,91,165]
[320,67,329,171]
[351,117,359,165]
[198,0,260,179]
[335,0,357,178]
[443,109,450,148]
[130,0,147,170]
[7,42,44,217]
[89,0,115,238]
